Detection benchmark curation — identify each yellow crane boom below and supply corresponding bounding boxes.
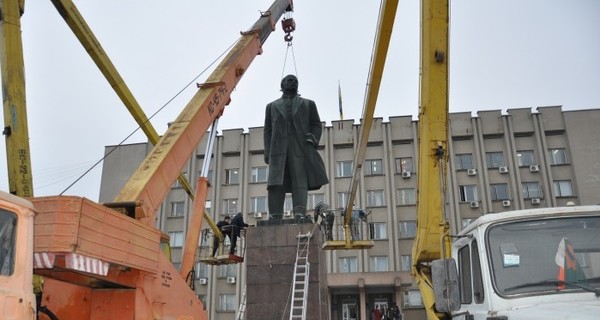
[411,0,451,319]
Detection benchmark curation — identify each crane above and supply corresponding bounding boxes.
[322,0,399,251]
[410,1,451,319]
[0,0,294,318]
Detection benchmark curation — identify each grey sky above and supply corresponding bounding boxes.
[1,0,599,201]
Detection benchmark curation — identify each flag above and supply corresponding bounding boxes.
[338,80,344,120]
[555,237,586,289]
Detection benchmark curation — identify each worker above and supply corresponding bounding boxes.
[314,202,334,241]
[350,207,367,240]
[229,212,248,255]
[263,74,329,221]
[212,216,231,256]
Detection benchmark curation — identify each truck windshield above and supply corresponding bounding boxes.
[487,215,600,296]
[0,210,17,276]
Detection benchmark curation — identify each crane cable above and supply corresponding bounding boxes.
[58,39,239,195]
[280,10,298,79]
[281,42,298,79]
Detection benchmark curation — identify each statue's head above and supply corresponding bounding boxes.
[280,74,298,93]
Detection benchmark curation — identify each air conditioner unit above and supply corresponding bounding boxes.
[469,201,479,208]
[253,212,262,219]
[531,198,541,205]
[283,210,292,218]
[467,168,477,176]
[498,166,509,173]
[502,200,511,207]
[198,278,207,285]
[529,165,540,172]
[226,277,236,284]
[401,171,411,179]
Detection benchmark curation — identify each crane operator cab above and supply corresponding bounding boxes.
[314,202,375,250]
[0,191,36,320]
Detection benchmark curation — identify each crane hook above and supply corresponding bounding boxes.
[281,17,295,43]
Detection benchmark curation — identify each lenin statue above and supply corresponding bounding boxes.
[263,75,329,221]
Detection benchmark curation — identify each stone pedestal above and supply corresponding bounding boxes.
[245,223,329,320]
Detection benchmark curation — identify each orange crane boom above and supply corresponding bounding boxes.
[0,0,294,319]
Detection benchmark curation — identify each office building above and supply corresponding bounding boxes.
[100,106,600,320]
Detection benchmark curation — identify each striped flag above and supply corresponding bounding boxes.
[338,80,344,120]
[555,237,586,289]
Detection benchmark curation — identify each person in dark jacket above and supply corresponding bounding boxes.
[229,212,248,255]
[212,216,231,256]
[263,75,329,220]
[314,202,334,241]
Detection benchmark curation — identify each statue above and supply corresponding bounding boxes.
[263,74,329,221]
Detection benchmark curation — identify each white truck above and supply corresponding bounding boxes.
[432,205,600,319]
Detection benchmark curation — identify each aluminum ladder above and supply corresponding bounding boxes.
[289,232,311,320]
[236,285,247,320]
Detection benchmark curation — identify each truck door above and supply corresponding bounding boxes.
[0,200,35,320]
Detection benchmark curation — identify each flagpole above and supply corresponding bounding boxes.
[338,80,344,121]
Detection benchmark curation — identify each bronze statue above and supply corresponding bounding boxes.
[263,75,329,221]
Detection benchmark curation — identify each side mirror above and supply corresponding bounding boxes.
[432,258,460,312]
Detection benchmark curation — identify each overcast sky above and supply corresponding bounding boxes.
[1,0,599,201]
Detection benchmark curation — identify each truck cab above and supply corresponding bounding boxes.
[433,206,600,319]
[0,191,35,320]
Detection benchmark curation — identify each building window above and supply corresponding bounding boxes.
[553,180,573,197]
[337,192,350,209]
[371,222,387,240]
[455,153,474,170]
[197,295,207,308]
[197,169,213,184]
[486,152,504,168]
[336,160,353,177]
[223,199,238,215]
[370,256,388,272]
[459,185,478,202]
[399,221,416,239]
[250,196,267,213]
[395,157,413,174]
[170,201,185,217]
[364,159,383,176]
[397,188,416,205]
[400,255,412,272]
[548,148,568,165]
[250,166,268,183]
[522,181,542,198]
[307,193,325,210]
[490,183,509,201]
[366,190,385,207]
[173,172,188,188]
[218,264,237,278]
[218,294,237,312]
[338,256,358,273]
[517,150,536,167]
[402,291,423,308]
[225,169,239,185]
[168,231,183,247]
[195,261,209,279]
[462,218,476,230]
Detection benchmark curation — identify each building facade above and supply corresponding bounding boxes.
[99,106,600,320]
